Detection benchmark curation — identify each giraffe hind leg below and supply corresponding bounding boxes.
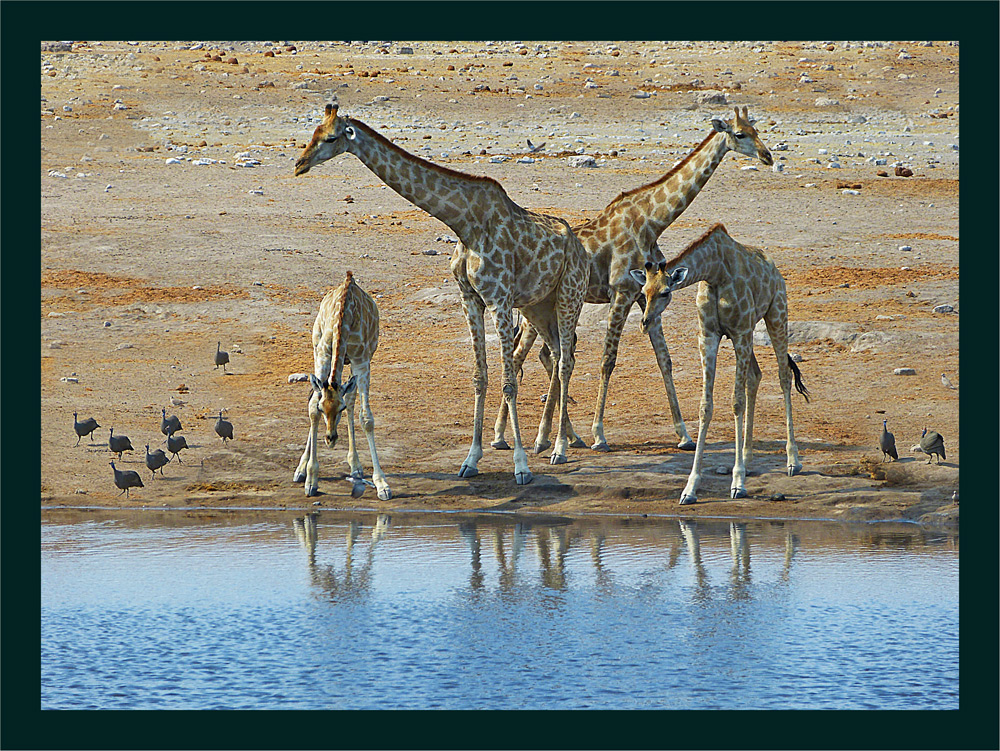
[764,300,802,476]
[492,320,537,450]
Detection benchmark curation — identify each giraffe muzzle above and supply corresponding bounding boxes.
[294,158,312,176]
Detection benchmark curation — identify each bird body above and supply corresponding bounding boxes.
[160,407,183,437]
[941,373,957,390]
[145,443,170,478]
[108,427,135,459]
[73,412,100,446]
[215,411,234,443]
[167,432,189,462]
[215,341,230,371]
[110,460,144,497]
[918,428,946,464]
[879,420,898,462]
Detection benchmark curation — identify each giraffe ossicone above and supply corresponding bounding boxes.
[493,106,773,455]
[296,104,590,485]
[638,223,809,505]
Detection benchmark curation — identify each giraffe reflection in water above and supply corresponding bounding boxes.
[293,512,391,601]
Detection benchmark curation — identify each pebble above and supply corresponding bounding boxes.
[632,90,651,99]
[516,157,535,164]
[114,343,134,350]
[932,304,954,314]
[768,493,786,502]
[48,311,66,317]
[488,155,509,163]
[192,158,216,166]
[899,245,912,252]
[771,163,784,173]
[60,376,79,384]
[842,189,861,195]
[815,97,840,107]
[714,466,729,475]
[740,165,758,171]
[49,340,64,349]
[165,157,183,165]
[421,249,439,256]
[103,321,112,327]
[248,188,264,195]
[893,368,917,376]
[567,155,597,168]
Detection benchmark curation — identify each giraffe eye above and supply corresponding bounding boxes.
[734,132,748,139]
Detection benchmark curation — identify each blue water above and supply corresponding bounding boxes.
[40,512,959,710]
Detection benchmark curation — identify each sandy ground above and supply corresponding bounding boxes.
[40,40,959,527]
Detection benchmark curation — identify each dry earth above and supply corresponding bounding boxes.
[40,40,959,527]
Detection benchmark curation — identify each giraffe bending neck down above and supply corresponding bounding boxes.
[288,271,391,500]
[296,104,589,484]
[493,107,773,455]
[634,223,809,504]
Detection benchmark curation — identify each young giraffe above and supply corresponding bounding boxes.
[634,223,810,505]
[288,271,391,500]
[295,103,589,484]
[493,107,773,455]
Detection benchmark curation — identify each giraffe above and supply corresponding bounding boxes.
[493,106,773,456]
[633,223,810,505]
[287,271,391,500]
[295,103,589,485]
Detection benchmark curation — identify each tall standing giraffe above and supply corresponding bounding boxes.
[295,104,589,485]
[634,223,809,505]
[493,107,773,455]
[288,271,391,500]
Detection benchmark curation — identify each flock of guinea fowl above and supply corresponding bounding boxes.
[69,100,950,503]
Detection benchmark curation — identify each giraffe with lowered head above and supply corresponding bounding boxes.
[288,271,391,500]
[635,223,809,505]
[493,106,773,455]
[295,103,589,485]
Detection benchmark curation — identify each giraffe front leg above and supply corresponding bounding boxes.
[681,332,719,505]
[534,354,560,454]
[357,371,391,501]
[293,425,311,483]
[343,374,364,479]
[302,394,322,496]
[591,289,634,452]
[492,320,537,450]
[743,352,762,469]
[730,336,753,499]
[535,340,585,450]
[491,304,532,485]
[645,314,695,450]
[458,293,488,480]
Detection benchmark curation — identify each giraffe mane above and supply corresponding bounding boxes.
[667,222,728,267]
[329,271,355,388]
[348,118,508,194]
[590,132,719,221]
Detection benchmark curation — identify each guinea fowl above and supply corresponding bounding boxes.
[73,412,101,446]
[916,428,946,464]
[110,460,144,497]
[160,407,183,438]
[214,411,234,443]
[145,443,170,478]
[108,427,135,459]
[878,420,898,462]
[167,432,189,462]
[215,341,230,371]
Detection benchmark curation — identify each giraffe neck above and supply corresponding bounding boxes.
[345,119,498,240]
[321,279,355,387]
[630,132,731,242]
[665,224,729,288]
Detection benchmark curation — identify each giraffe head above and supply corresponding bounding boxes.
[630,261,690,334]
[309,373,358,446]
[295,103,356,176]
[711,106,772,166]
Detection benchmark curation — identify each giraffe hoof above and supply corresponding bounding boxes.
[350,469,364,480]
[292,471,306,483]
[788,464,802,477]
[677,439,696,451]
[515,470,533,486]
[549,453,567,465]
[458,464,479,479]
[569,437,588,449]
[679,494,697,506]
[491,439,511,451]
[533,439,551,454]
[591,441,611,453]
[731,487,748,500]
[377,488,392,501]
[304,484,319,497]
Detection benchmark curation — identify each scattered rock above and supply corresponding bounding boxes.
[815,97,840,107]
[488,155,509,163]
[714,466,730,475]
[768,493,786,502]
[567,155,597,168]
[114,343,134,351]
[696,90,728,105]
[894,166,913,177]
[899,245,913,252]
[893,368,917,376]
[632,90,651,99]
[842,189,861,195]
[422,249,439,256]
[60,376,79,384]
[932,304,954,314]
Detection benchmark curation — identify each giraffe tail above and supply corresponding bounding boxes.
[788,355,810,403]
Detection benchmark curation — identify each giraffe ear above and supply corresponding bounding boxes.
[711,118,731,134]
[669,267,689,290]
[309,374,324,393]
[344,125,357,140]
[629,269,647,286]
[340,375,358,397]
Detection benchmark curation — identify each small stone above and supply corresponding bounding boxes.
[696,90,728,105]
[60,376,79,383]
[114,343,134,350]
[893,368,917,376]
[768,493,786,502]
[567,155,597,168]
[632,90,651,99]
[398,46,414,55]
[899,245,913,252]
[842,189,861,195]
[422,249,439,256]
[772,163,784,173]
[103,321,112,327]
[74,489,87,495]
[815,97,840,107]
[741,165,758,171]
[932,304,954,314]
[488,155,509,163]
[714,466,729,475]
[516,157,535,164]
[905,291,917,298]
[895,166,913,177]
[165,157,183,165]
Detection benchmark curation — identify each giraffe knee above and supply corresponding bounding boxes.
[473,373,487,395]
[600,353,617,378]
[360,412,375,433]
[502,381,517,400]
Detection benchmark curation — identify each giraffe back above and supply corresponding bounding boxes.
[313,272,380,383]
